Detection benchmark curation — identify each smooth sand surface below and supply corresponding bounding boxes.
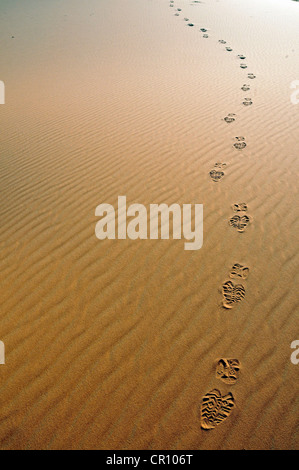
[0,0,298,449]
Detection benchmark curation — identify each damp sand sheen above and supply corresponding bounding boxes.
[0,0,298,450]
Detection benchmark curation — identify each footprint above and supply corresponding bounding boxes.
[224,113,236,123]
[243,98,253,106]
[229,214,251,232]
[216,359,240,384]
[241,84,250,92]
[248,73,256,79]
[200,389,235,430]
[233,203,248,212]
[240,63,248,69]
[222,280,246,308]
[238,54,246,60]
[233,137,246,150]
[230,263,249,279]
[226,47,233,52]
[188,23,195,27]
[214,163,226,169]
[218,39,227,44]
[200,28,208,32]
[177,8,182,11]
[210,170,225,182]
[203,34,209,38]
[184,18,190,21]
[175,13,180,16]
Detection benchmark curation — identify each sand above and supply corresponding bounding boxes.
[0,0,298,450]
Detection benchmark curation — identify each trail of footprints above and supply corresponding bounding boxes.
[169,0,257,430]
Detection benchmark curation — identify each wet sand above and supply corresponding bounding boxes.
[0,0,298,449]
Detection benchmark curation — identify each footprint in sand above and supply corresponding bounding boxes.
[184,18,190,21]
[214,163,227,169]
[200,389,235,430]
[238,54,246,60]
[226,47,233,52]
[241,84,250,92]
[200,28,208,32]
[229,214,251,232]
[243,98,253,106]
[216,359,241,384]
[222,280,246,308]
[240,63,248,69]
[233,136,246,150]
[203,34,209,38]
[218,39,227,44]
[188,23,195,27]
[209,169,225,182]
[177,8,182,11]
[233,203,248,212]
[230,263,249,280]
[224,113,236,124]
[248,73,256,79]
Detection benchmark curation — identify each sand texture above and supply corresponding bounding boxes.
[0,0,298,450]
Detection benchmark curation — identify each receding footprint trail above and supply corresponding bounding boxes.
[169,0,258,432]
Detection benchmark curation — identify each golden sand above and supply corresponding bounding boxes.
[0,0,298,449]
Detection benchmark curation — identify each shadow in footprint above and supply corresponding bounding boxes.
[200,389,235,430]
[222,280,246,308]
[216,359,240,384]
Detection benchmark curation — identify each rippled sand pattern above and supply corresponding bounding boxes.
[0,0,298,449]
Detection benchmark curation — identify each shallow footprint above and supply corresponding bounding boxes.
[248,73,256,79]
[233,203,248,212]
[234,142,246,150]
[200,27,208,32]
[226,47,233,52]
[238,54,246,60]
[188,23,195,27]
[203,34,209,38]
[240,63,248,69]
[210,169,225,182]
[230,263,249,279]
[234,137,246,150]
[224,113,236,123]
[241,84,250,92]
[214,163,227,169]
[229,214,251,232]
[216,359,240,384]
[243,98,253,106]
[218,39,227,44]
[222,280,246,308]
[200,389,235,430]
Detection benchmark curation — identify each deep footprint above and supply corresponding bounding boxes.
[216,359,240,384]
[222,280,246,308]
[200,389,235,430]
